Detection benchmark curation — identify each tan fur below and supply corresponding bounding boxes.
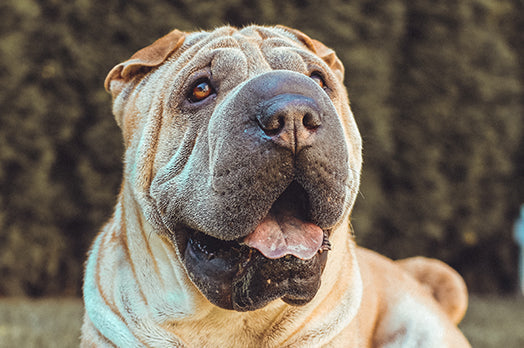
[82,25,470,347]
[396,256,468,324]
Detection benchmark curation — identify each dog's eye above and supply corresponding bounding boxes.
[310,72,326,89]
[188,79,214,103]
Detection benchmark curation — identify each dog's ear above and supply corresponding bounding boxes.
[397,257,469,325]
[105,29,186,98]
[277,26,345,83]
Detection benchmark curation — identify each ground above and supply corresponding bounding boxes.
[0,296,522,347]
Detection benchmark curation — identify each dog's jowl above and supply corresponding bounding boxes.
[81,25,471,347]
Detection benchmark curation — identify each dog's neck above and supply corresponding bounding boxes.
[88,182,363,346]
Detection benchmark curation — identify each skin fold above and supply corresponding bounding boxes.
[81,25,470,347]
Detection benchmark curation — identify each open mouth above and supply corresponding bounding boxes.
[174,180,332,310]
[177,181,330,263]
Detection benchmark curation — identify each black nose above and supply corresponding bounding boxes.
[257,94,322,153]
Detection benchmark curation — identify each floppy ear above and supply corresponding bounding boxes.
[277,26,345,83]
[104,29,186,98]
[397,257,469,325]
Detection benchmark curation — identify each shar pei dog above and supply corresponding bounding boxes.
[81,25,471,347]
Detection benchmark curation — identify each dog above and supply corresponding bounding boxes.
[81,25,471,347]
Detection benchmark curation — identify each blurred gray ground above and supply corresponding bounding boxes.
[0,296,522,348]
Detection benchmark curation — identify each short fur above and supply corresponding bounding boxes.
[81,25,470,347]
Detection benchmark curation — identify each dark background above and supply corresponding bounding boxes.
[0,0,523,297]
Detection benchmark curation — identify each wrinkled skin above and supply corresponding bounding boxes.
[112,26,362,311]
[81,25,470,348]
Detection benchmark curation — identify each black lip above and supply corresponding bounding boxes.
[182,229,248,309]
[176,225,330,311]
[231,250,327,311]
[187,228,247,260]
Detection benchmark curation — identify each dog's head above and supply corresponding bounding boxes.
[105,25,362,311]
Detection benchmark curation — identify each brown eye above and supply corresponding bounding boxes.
[310,72,326,89]
[189,79,214,102]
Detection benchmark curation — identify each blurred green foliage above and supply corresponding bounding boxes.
[0,0,522,296]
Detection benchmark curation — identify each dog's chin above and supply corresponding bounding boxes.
[175,227,329,311]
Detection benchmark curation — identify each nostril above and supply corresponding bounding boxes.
[303,112,321,131]
[258,114,285,136]
[275,115,285,131]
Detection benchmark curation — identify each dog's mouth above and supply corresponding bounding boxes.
[174,181,331,311]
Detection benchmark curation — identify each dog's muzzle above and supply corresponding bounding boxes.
[155,71,350,311]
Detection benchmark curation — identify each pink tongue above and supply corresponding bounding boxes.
[243,213,324,260]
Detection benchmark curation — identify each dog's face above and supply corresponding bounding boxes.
[106,26,362,311]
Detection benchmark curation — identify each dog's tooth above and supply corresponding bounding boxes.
[320,245,331,252]
[319,234,332,253]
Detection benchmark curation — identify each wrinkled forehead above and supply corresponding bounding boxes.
[176,26,322,76]
[184,25,301,44]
